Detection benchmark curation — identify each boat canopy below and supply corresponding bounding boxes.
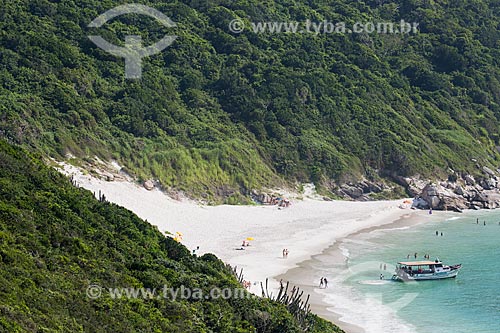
[398,261,440,266]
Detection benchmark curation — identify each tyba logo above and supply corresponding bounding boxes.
[88,4,177,79]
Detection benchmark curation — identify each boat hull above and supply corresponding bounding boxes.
[393,264,461,282]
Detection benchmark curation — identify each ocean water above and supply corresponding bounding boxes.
[317,211,500,333]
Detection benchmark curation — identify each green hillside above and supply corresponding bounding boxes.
[0,139,343,332]
[1,0,500,199]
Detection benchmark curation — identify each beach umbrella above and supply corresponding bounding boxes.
[246,237,254,241]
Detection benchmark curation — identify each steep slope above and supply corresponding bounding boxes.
[1,0,500,199]
[0,139,343,332]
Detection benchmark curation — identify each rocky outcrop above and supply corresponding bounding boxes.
[464,175,475,185]
[92,168,116,182]
[454,185,464,196]
[482,166,495,177]
[408,163,500,212]
[396,177,428,196]
[340,185,363,199]
[418,184,468,212]
[480,178,496,190]
[334,180,387,201]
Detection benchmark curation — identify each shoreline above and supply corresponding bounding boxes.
[277,210,464,333]
[56,162,420,328]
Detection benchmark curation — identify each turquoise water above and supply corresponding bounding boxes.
[336,211,500,333]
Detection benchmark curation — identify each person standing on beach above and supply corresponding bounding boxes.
[319,277,324,288]
[414,252,418,259]
[441,232,443,236]
[323,278,328,288]
[407,254,410,259]
[477,218,479,224]
[436,230,439,236]
[484,221,486,226]
[282,249,286,258]
[383,264,387,271]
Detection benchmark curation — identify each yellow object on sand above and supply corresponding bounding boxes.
[246,237,254,241]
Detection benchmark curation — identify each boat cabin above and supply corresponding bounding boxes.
[397,260,443,274]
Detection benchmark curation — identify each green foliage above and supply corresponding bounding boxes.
[0,140,343,332]
[1,0,500,198]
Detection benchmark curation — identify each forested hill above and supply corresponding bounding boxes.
[0,139,343,332]
[1,1,500,200]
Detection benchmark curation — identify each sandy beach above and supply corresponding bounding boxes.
[58,162,416,331]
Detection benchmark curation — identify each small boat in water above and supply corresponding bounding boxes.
[392,259,462,281]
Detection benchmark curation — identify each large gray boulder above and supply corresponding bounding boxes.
[473,192,488,203]
[454,185,464,196]
[412,197,429,209]
[464,175,475,185]
[400,177,428,196]
[421,184,441,209]
[483,166,495,176]
[359,181,383,194]
[440,195,468,212]
[480,178,497,190]
[420,184,467,212]
[341,185,363,199]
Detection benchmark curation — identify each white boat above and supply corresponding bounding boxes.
[392,259,462,281]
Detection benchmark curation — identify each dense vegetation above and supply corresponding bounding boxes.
[0,139,343,332]
[1,1,500,199]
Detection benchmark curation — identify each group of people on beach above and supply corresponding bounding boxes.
[319,277,328,289]
[282,248,290,258]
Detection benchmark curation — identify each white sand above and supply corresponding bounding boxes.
[59,162,414,298]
